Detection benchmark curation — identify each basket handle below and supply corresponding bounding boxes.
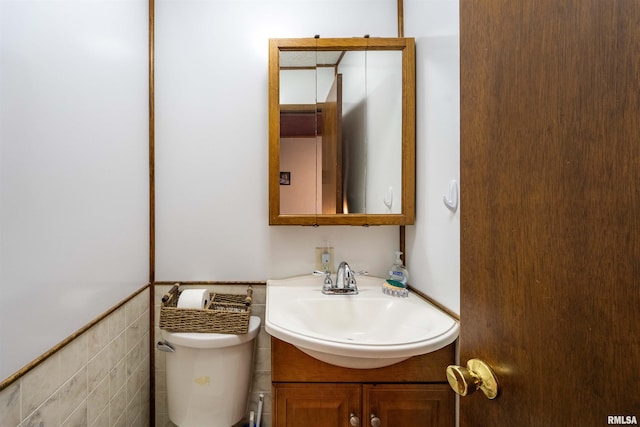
[162,283,180,303]
[244,286,253,306]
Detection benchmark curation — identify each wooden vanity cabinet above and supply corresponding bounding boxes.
[363,384,453,427]
[271,338,455,427]
[273,383,361,427]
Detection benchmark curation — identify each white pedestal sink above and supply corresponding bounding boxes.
[266,274,459,369]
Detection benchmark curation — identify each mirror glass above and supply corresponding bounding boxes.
[269,38,415,225]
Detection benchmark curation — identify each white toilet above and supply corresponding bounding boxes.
[160,316,261,427]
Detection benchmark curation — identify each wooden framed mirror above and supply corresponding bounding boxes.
[269,37,415,226]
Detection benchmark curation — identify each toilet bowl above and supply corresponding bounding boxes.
[161,316,261,427]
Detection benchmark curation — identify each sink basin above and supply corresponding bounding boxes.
[266,274,459,369]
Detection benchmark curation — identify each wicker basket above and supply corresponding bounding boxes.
[159,284,252,334]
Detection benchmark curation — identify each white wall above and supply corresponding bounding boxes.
[405,0,461,314]
[155,0,402,280]
[0,0,149,382]
[155,0,460,315]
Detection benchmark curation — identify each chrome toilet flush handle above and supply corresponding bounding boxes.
[156,340,175,353]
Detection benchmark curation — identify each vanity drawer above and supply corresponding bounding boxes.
[271,337,455,383]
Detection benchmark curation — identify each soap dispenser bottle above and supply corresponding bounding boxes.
[383,251,409,297]
[388,251,408,286]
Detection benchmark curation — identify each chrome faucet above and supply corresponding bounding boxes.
[322,261,358,295]
[336,261,356,288]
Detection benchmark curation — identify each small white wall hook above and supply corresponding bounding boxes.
[383,186,393,212]
[443,180,458,213]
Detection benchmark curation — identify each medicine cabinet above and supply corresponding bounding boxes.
[268,37,416,225]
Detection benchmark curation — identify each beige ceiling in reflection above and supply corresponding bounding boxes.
[279,50,344,68]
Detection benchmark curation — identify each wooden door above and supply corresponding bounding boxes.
[321,74,343,214]
[460,1,640,426]
[363,384,454,427]
[272,383,361,427]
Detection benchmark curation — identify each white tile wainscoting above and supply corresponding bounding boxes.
[0,284,269,427]
[0,288,150,427]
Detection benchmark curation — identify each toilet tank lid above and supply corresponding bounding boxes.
[161,316,261,349]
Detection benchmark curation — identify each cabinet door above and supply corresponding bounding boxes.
[273,383,362,427]
[363,384,454,427]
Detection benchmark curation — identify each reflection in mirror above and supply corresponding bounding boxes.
[269,38,415,225]
[343,50,402,215]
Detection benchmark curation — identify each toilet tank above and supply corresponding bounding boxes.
[161,316,261,427]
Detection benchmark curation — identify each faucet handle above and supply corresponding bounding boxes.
[313,270,334,288]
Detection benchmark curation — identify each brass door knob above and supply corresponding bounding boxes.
[446,358,500,399]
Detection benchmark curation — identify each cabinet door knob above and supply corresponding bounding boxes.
[349,413,360,426]
[370,414,381,427]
